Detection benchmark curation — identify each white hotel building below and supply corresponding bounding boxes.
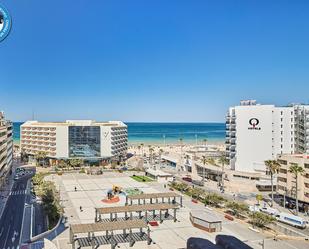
[226,100,309,173]
[20,120,128,164]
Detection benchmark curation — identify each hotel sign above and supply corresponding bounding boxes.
[248,118,261,130]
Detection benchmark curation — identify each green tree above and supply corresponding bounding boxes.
[289,163,305,215]
[249,212,275,228]
[256,194,263,206]
[35,151,48,167]
[58,159,68,171]
[189,187,204,200]
[176,182,189,192]
[204,193,227,207]
[226,201,249,218]
[32,173,45,186]
[265,160,281,207]
[69,158,83,168]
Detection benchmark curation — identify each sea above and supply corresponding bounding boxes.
[13,122,225,145]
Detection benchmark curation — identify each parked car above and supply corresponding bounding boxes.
[182,176,192,182]
[260,206,280,216]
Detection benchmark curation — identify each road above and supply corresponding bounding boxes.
[0,172,33,249]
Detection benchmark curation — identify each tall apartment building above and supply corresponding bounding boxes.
[20,120,127,164]
[0,112,13,188]
[277,154,309,205]
[226,100,309,173]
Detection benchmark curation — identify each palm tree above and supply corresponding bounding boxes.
[69,158,83,169]
[58,159,67,171]
[265,160,280,207]
[203,138,207,147]
[218,154,229,188]
[149,147,154,166]
[179,137,184,171]
[256,194,263,206]
[137,145,141,156]
[184,155,190,172]
[35,151,48,167]
[289,163,305,215]
[140,143,144,157]
[201,156,207,182]
[158,148,164,168]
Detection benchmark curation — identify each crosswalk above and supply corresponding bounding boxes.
[9,190,26,196]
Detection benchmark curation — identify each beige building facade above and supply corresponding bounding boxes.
[0,112,13,188]
[21,120,127,163]
[277,154,309,205]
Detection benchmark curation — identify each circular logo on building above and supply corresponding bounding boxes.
[0,4,12,42]
[249,118,259,128]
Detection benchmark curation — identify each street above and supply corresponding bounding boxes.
[0,173,33,249]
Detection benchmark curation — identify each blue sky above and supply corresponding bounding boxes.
[1,0,309,122]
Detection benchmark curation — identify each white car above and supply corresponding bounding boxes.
[260,206,280,216]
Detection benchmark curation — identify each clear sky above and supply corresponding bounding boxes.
[1,0,309,122]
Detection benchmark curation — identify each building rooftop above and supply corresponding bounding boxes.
[127,192,181,200]
[21,120,126,127]
[190,210,222,223]
[96,203,179,214]
[146,168,173,177]
[70,219,147,234]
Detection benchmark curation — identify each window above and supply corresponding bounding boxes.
[278,177,287,183]
[278,159,287,165]
[69,126,101,158]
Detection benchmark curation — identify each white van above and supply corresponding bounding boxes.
[275,212,307,229]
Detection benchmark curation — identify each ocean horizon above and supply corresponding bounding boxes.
[13,122,225,145]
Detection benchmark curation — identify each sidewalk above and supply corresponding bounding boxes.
[0,174,14,218]
[0,162,17,218]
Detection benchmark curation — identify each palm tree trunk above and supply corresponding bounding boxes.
[203,165,205,182]
[271,172,274,207]
[221,163,224,188]
[296,174,299,215]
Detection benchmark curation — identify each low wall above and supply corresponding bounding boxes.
[268,223,307,238]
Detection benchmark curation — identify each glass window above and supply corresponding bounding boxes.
[69,126,100,157]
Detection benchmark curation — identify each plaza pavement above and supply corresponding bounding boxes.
[45,172,309,249]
